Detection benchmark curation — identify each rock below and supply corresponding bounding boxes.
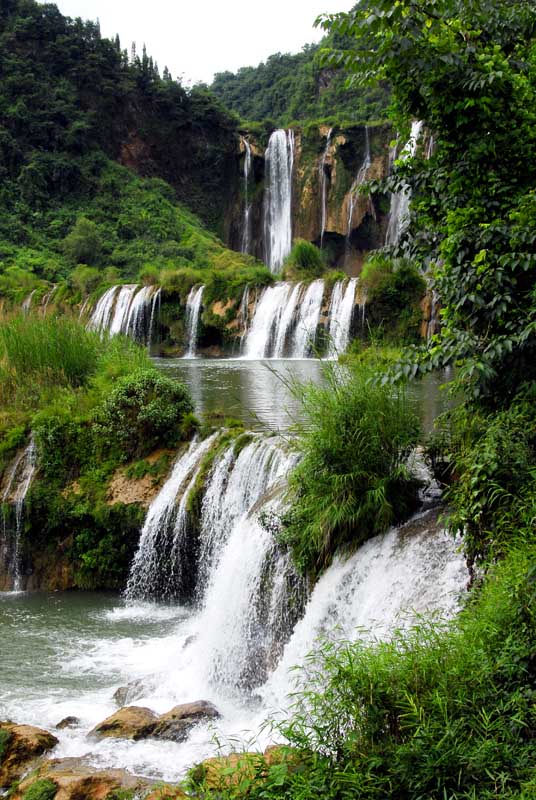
[89,706,158,741]
[151,701,220,743]
[0,722,58,789]
[112,679,146,707]
[189,753,259,791]
[145,786,187,800]
[55,717,80,730]
[11,757,152,800]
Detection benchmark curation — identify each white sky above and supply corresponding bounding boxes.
[41,1,353,85]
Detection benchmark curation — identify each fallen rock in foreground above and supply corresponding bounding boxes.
[0,722,58,788]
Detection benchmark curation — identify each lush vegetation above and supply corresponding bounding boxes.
[279,365,421,576]
[282,240,325,281]
[210,38,390,127]
[0,0,270,311]
[359,255,426,344]
[0,315,194,588]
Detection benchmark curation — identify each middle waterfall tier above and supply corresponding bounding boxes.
[242,278,360,359]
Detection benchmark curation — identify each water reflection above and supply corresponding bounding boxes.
[153,358,453,433]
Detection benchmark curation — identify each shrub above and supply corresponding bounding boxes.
[360,255,426,343]
[69,264,101,294]
[95,369,194,461]
[283,239,325,280]
[62,217,103,265]
[280,364,421,575]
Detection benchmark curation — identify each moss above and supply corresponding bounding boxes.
[22,779,57,800]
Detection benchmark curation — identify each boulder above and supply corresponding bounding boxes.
[89,706,158,741]
[0,722,58,789]
[151,701,220,743]
[11,757,152,800]
[189,752,259,791]
[55,717,80,730]
[112,679,146,707]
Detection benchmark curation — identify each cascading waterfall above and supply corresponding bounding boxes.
[125,434,218,601]
[243,282,294,358]
[242,280,359,359]
[263,129,295,273]
[327,278,358,357]
[385,120,424,246]
[183,285,204,358]
[1,437,37,591]
[88,285,161,344]
[21,289,36,313]
[41,285,56,315]
[290,279,325,358]
[346,126,372,250]
[241,137,253,254]
[319,128,333,248]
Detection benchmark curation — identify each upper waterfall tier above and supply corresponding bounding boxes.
[263,129,295,273]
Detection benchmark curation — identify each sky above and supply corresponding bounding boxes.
[42,0,353,85]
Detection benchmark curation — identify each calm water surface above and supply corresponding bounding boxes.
[153,357,453,433]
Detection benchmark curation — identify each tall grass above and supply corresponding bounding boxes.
[280,364,421,575]
[0,315,152,413]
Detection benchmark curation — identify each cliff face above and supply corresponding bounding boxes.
[225,124,393,273]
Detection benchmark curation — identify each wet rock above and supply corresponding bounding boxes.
[11,757,152,800]
[55,717,80,730]
[189,752,258,791]
[145,786,187,800]
[112,679,146,707]
[89,706,158,741]
[0,722,58,789]
[151,701,220,743]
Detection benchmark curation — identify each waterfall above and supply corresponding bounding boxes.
[88,285,160,345]
[346,126,372,247]
[263,129,295,273]
[1,438,37,591]
[290,279,325,358]
[327,278,358,357]
[385,120,424,246]
[125,434,218,601]
[242,282,293,358]
[272,282,303,357]
[319,128,333,248]
[147,287,161,350]
[21,290,36,313]
[41,285,56,315]
[183,285,204,358]
[241,137,252,255]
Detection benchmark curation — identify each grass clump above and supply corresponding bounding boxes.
[360,255,426,344]
[283,239,325,281]
[280,365,421,576]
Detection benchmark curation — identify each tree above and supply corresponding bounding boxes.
[63,218,103,266]
[319,1,536,404]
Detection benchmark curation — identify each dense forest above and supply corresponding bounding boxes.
[210,35,390,125]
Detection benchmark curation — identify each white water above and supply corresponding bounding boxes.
[125,435,218,601]
[320,128,333,248]
[242,279,359,359]
[263,129,294,273]
[385,120,424,246]
[290,279,325,358]
[327,278,358,357]
[21,289,36,313]
[88,285,160,344]
[183,286,204,359]
[241,137,253,254]
[1,438,37,591]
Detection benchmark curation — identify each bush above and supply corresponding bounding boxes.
[95,369,194,461]
[62,217,103,265]
[360,255,426,343]
[283,239,325,280]
[280,364,421,575]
